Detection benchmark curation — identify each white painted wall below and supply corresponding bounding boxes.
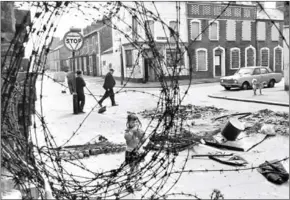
[101,52,121,77]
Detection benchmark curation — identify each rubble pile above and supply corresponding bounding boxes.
[52,136,126,160]
[244,109,289,136]
[141,106,289,153]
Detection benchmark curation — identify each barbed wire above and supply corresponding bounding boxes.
[1,1,289,200]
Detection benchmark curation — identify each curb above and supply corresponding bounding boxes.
[115,81,220,89]
[208,94,289,107]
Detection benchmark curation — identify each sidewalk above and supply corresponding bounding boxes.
[83,75,220,88]
[209,79,289,107]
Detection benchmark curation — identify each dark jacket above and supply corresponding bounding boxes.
[103,72,116,90]
[75,76,86,96]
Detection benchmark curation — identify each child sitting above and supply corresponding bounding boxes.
[252,78,263,95]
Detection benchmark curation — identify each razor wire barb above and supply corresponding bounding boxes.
[1,1,289,200]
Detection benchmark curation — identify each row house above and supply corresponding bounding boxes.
[106,2,189,83]
[47,40,71,72]
[187,2,284,79]
[46,37,61,71]
[69,20,113,76]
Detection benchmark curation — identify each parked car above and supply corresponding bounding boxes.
[220,66,283,90]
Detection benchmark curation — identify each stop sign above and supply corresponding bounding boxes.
[63,31,84,51]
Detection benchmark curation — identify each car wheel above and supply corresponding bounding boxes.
[268,79,275,88]
[241,82,250,90]
[224,86,231,91]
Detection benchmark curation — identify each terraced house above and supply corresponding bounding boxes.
[69,20,113,76]
[187,2,284,79]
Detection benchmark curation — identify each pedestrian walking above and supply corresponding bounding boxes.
[98,68,118,107]
[124,113,145,192]
[75,70,86,113]
[66,71,75,94]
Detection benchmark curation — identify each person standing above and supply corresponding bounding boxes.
[75,70,86,113]
[98,68,118,107]
[124,113,145,191]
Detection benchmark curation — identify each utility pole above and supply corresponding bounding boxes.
[120,38,124,85]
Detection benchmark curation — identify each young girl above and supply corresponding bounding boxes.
[124,113,145,192]
[252,78,263,95]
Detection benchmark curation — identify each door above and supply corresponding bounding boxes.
[215,49,222,77]
[144,58,150,82]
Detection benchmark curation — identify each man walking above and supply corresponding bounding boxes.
[75,70,86,113]
[98,68,118,107]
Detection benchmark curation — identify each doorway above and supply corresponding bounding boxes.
[213,46,225,77]
[144,58,157,82]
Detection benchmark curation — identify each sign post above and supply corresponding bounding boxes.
[63,29,84,114]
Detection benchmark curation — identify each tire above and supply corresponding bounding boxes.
[268,79,275,88]
[241,82,250,90]
[224,86,231,91]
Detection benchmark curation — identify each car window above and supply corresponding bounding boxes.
[261,68,268,74]
[235,68,254,75]
[266,67,272,73]
[253,68,261,75]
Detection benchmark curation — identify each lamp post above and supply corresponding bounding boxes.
[119,38,124,85]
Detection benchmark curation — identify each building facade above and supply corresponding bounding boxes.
[110,2,189,83]
[70,20,113,76]
[186,2,284,79]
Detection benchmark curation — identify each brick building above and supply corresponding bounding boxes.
[187,2,284,79]
[70,20,113,76]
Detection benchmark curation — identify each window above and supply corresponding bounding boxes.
[196,49,207,71]
[132,16,138,40]
[242,21,251,41]
[226,20,236,41]
[79,57,82,69]
[209,20,219,40]
[257,22,266,41]
[145,20,154,40]
[245,45,256,67]
[230,48,240,69]
[89,56,93,73]
[190,19,201,41]
[166,49,184,67]
[103,60,106,66]
[125,50,133,68]
[261,68,268,74]
[260,48,269,67]
[253,68,261,75]
[92,36,95,48]
[83,57,87,72]
[169,21,178,42]
[271,23,280,41]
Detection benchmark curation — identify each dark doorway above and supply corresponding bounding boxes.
[215,49,222,77]
[144,58,150,82]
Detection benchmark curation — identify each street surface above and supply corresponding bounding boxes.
[32,74,289,199]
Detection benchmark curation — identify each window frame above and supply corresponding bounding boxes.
[271,22,280,41]
[125,50,133,68]
[230,47,241,69]
[196,48,208,71]
[209,20,219,41]
[226,20,236,41]
[169,21,178,42]
[257,21,266,41]
[190,19,202,41]
[166,49,184,68]
[260,47,270,67]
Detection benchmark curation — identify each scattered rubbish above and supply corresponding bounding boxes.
[209,154,248,166]
[202,133,270,152]
[221,118,245,141]
[51,136,126,160]
[98,106,106,114]
[257,160,289,184]
[260,124,276,136]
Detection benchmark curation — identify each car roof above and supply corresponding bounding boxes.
[244,66,268,69]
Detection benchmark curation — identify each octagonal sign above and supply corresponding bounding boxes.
[63,31,84,51]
